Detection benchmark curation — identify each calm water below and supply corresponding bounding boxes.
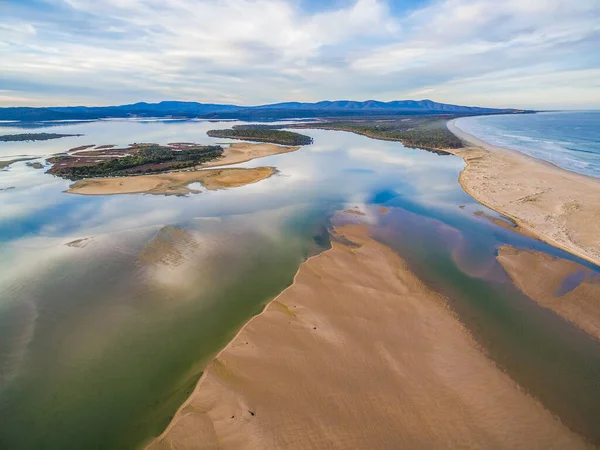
[455,111,600,178]
[1,119,599,449]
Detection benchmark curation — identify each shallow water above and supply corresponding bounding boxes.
[1,119,599,449]
[455,111,600,178]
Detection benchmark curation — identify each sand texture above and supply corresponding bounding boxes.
[147,224,585,450]
[498,245,600,341]
[202,142,300,167]
[66,167,275,196]
[448,120,600,266]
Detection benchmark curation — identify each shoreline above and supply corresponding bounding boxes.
[448,119,600,182]
[146,219,586,450]
[447,119,600,267]
[142,226,333,449]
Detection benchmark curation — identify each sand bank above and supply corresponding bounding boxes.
[66,167,275,196]
[203,142,300,167]
[147,223,584,450]
[498,246,600,341]
[448,120,600,266]
[0,157,36,169]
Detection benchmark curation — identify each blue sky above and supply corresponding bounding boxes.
[1,0,599,108]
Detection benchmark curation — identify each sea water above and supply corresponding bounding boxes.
[455,111,600,178]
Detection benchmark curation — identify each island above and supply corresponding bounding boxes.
[206,127,313,146]
[47,143,224,180]
[0,133,82,142]
[45,140,305,195]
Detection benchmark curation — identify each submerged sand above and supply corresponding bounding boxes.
[147,223,584,450]
[498,245,600,341]
[448,120,600,266]
[66,167,275,196]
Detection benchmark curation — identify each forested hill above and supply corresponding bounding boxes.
[0,100,529,121]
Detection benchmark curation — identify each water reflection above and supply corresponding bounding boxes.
[0,119,599,449]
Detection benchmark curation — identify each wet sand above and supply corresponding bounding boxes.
[202,142,300,167]
[66,167,275,196]
[498,246,600,341]
[147,222,585,450]
[448,120,600,266]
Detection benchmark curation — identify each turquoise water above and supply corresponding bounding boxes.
[456,111,600,178]
[0,119,599,448]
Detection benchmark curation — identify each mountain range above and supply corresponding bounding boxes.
[0,100,526,121]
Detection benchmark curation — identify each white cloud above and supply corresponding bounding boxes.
[1,0,599,108]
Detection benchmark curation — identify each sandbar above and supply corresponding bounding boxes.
[448,120,600,266]
[66,167,275,196]
[202,142,300,167]
[498,245,600,341]
[147,223,584,450]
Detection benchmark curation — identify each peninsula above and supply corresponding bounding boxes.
[0,132,82,141]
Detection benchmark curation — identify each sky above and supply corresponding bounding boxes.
[1,0,599,109]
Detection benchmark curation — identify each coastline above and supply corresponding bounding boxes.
[146,219,586,450]
[447,119,600,267]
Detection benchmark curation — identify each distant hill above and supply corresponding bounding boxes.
[254,99,501,113]
[0,100,526,121]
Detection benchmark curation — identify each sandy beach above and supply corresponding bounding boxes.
[497,245,600,341]
[447,120,600,266]
[146,220,585,450]
[67,166,275,195]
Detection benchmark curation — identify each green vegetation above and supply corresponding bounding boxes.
[0,133,82,142]
[287,115,463,152]
[48,144,223,180]
[207,127,312,146]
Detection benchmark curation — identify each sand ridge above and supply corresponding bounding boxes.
[146,222,585,450]
[447,120,600,266]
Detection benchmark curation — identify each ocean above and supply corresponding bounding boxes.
[455,111,600,178]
